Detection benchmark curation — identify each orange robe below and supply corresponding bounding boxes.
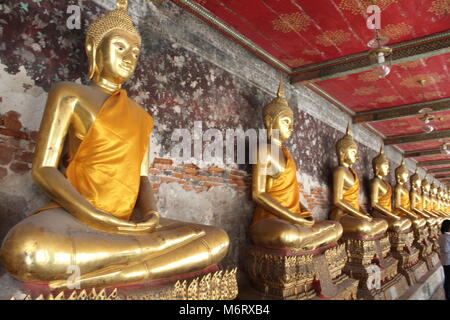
[36,90,153,221]
[251,146,309,225]
[342,167,360,210]
[377,182,393,212]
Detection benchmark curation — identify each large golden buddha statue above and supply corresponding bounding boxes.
[243,79,359,301]
[0,0,229,292]
[393,161,426,230]
[437,186,450,218]
[331,126,388,239]
[369,147,412,233]
[250,79,342,251]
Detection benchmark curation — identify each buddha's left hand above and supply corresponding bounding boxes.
[136,210,160,231]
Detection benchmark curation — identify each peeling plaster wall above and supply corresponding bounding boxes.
[0,0,417,274]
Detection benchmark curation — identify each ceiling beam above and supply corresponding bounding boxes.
[427,167,450,173]
[404,148,442,158]
[291,31,450,85]
[417,159,450,167]
[384,130,450,145]
[353,98,450,123]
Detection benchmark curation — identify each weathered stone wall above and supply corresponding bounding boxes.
[0,0,422,276]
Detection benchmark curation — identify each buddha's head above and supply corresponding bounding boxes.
[422,178,431,194]
[85,0,141,84]
[336,122,358,166]
[263,78,294,143]
[395,159,408,185]
[410,169,422,191]
[372,145,389,178]
[431,182,438,197]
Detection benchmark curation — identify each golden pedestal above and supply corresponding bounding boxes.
[341,235,409,300]
[413,226,439,272]
[388,230,427,285]
[243,243,359,300]
[8,266,238,300]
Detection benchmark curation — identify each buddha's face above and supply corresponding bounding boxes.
[375,160,389,177]
[97,29,141,83]
[272,112,293,142]
[411,177,421,191]
[431,185,437,196]
[396,170,408,185]
[340,146,358,165]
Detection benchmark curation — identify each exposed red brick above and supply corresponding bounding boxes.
[194,186,204,193]
[151,183,160,189]
[183,163,199,169]
[152,163,174,170]
[202,182,223,188]
[230,169,246,176]
[9,162,30,174]
[29,131,39,142]
[205,176,224,183]
[14,151,34,163]
[149,168,161,175]
[0,144,14,165]
[182,185,193,191]
[2,111,22,131]
[234,185,249,191]
[172,172,184,179]
[160,177,184,184]
[0,167,7,181]
[182,167,198,175]
[0,128,28,140]
[207,166,225,173]
[153,158,173,165]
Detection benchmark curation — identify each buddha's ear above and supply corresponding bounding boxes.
[263,115,272,139]
[86,37,98,80]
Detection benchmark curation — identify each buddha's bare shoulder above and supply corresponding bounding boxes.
[49,82,104,100]
[333,166,349,175]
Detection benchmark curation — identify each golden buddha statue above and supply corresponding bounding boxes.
[409,169,435,268]
[0,0,229,291]
[244,79,359,301]
[393,161,426,230]
[331,125,388,239]
[369,147,412,233]
[422,178,440,219]
[250,79,343,251]
[437,186,450,218]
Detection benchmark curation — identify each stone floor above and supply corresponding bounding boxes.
[430,286,446,300]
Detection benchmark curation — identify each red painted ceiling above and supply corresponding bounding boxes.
[177,0,450,181]
[187,0,449,68]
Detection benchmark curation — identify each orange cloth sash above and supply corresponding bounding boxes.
[36,90,153,221]
[395,189,410,216]
[342,167,361,210]
[251,146,309,225]
[378,182,392,212]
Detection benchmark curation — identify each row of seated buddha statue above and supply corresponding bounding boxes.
[243,78,449,300]
[0,0,448,301]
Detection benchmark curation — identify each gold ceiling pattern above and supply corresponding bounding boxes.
[428,0,450,16]
[302,48,322,56]
[374,95,401,104]
[382,22,413,40]
[400,73,445,88]
[358,70,381,82]
[399,60,422,69]
[353,86,379,96]
[283,57,312,67]
[316,29,351,47]
[338,0,399,15]
[272,12,312,33]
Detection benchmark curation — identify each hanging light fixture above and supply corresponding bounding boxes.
[441,142,450,155]
[368,30,392,78]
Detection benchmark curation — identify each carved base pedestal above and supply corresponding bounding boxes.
[243,244,359,300]
[341,235,409,300]
[8,266,238,300]
[424,251,441,271]
[388,230,426,286]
